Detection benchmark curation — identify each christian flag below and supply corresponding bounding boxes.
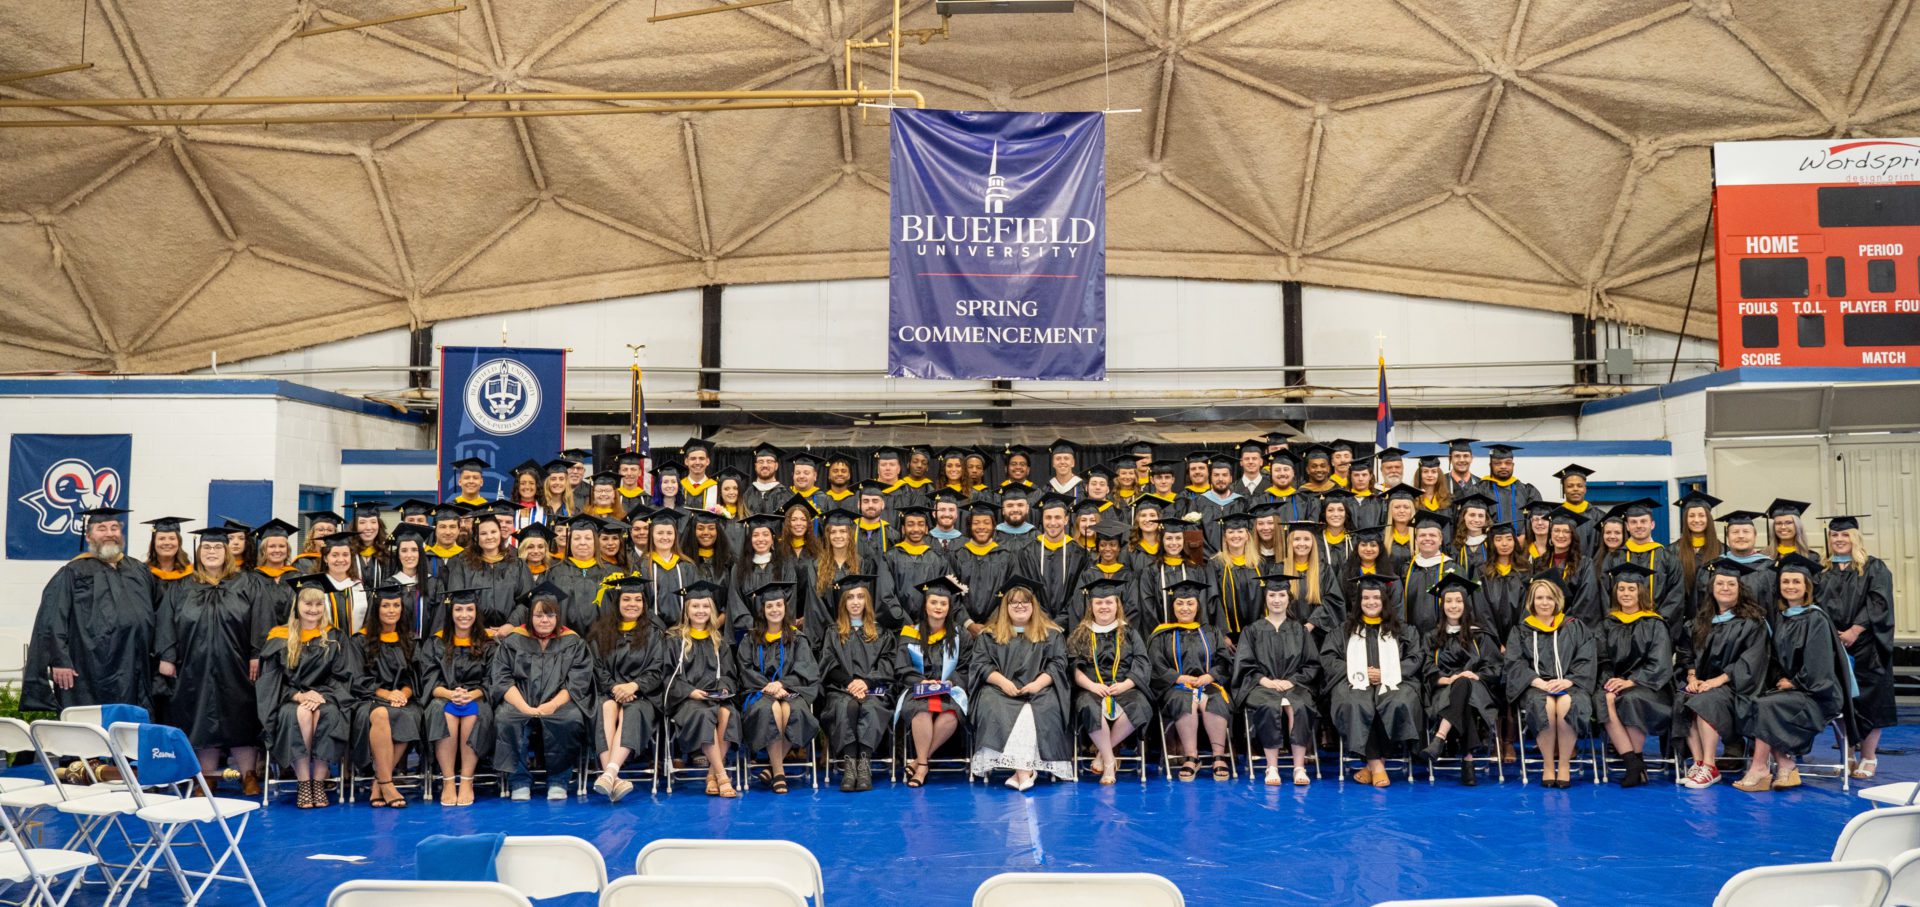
[1375,354,1394,450]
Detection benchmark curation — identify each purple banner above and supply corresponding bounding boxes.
[889,109,1106,381]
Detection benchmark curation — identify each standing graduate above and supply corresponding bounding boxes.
[1398,510,1461,636]
[1676,558,1768,790]
[1210,512,1265,640]
[1346,459,1383,530]
[24,507,155,712]
[895,578,971,788]
[1122,494,1170,574]
[1149,579,1235,783]
[737,581,821,794]
[490,590,594,801]
[637,509,695,625]
[1448,493,1493,575]
[246,519,303,658]
[257,580,356,808]
[587,575,669,803]
[952,502,1019,631]
[1478,445,1539,536]
[880,505,952,628]
[445,505,529,636]
[967,576,1073,790]
[1411,456,1453,515]
[1317,490,1356,577]
[388,524,438,638]
[1593,562,1673,788]
[850,482,897,559]
[664,581,740,798]
[1532,509,1600,627]
[1234,439,1273,498]
[1070,526,1135,628]
[731,514,811,640]
[1323,574,1424,788]
[1472,523,1529,643]
[418,589,493,807]
[1672,490,1724,606]
[1505,576,1597,788]
[309,533,369,642]
[352,583,422,808]
[347,501,393,594]
[1067,580,1152,785]
[1189,455,1249,552]
[1820,515,1897,778]
[810,509,874,638]
[1234,574,1321,787]
[1442,438,1480,500]
[1383,485,1419,570]
[682,509,736,588]
[1132,518,1215,628]
[1024,494,1090,626]
[1766,498,1814,560]
[1420,575,1502,786]
[155,527,265,795]
[1615,499,1687,637]
[1042,439,1083,500]
[1552,464,1600,555]
[744,442,789,516]
[1280,522,1343,635]
[819,575,898,792]
[143,516,195,609]
[1734,554,1848,793]
[1712,510,1779,612]
[547,515,615,632]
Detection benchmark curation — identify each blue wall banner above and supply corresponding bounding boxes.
[437,347,567,501]
[7,433,132,560]
[889,109,1107,381]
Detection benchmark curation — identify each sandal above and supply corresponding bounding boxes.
[705,771,720,796]
[456,776,475,806]
[770,777,789,795]
[368,778,392,808]
[1176,757,1198,782]
[1264,767,1282,787]
[1211,757,1231,781]
[756,768,780,787]
[440,777,458,806]
[385,782,408,809]
[1293,767,1311,787]
[1852,759,1879,780]
[906,762,928,788]
[295,780,315,809]
[717,775,739,798]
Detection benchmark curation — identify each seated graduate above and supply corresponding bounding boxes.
[588,574,669,803]
[418,588,493,807]
[1505,576,1597,788]
[1233,573,1320,787]
[1323,574,1424,788]
[490,582,594,801]
[1677,557,1768,790]
[736,581,820,794]
[1733,553,1847,793]
[154,526,264,797]
[819,575,897,793]
[1595,562,1674,788]
[895,577,971,788]
[1148,578,1235,783]
[353,582,423,808]
[664,580,740,798]
[967,575,1073,791]
[1068,577,1152,785]
[258,575,355,809]
[1420,574,1502,786]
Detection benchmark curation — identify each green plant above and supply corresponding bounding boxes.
[0,683,56,724]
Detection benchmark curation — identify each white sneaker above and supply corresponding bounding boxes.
[548,784,570,801]
[510,786,531,801]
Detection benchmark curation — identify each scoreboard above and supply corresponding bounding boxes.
[1713,139,1920,368]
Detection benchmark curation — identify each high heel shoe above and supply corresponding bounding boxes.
[439,776,458,806]
[456,776,475,806]
[1772,769,1803,790]
[295,780,315,809]
[1732,773,1774,792]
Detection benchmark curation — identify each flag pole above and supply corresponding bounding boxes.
[627,343,649,496]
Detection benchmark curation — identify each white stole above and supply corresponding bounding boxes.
[1345,629,1401,691]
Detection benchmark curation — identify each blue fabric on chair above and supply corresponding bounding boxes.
[134,723,199,786]
[101,704,150,726]
[416,833,505,882]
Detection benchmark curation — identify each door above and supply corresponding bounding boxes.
[1830,438,1920,640]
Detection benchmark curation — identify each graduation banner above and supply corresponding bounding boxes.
[889,109,1106,381]
[7,433,131,560]
[437,346,567,501]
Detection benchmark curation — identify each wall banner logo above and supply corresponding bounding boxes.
[438,347,566,500]
[889,109,1107,381]
[6,434,132,560]
[464,357,543,436]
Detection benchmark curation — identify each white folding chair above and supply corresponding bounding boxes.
[1710,860,1888,907]
[1861,781,1920,809]
[973,872,1184,907]
[1885,848,1920,907]
[1238,710,1320,783]
[0,628,31,685]
[328,879,533,907]
[636,838,824,906]
[0,789,96,907]
[495,835,607,900]
[106,722,264,907]
[0,718,51,795]
[1374,898,1558,907]
[56,707,103,727]
[28,720,170,898]
[601,876,807,907]
[1832,806,1920,864]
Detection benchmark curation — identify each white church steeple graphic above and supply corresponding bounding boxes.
[983,142,1013,214]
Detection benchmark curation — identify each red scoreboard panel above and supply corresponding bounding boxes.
[1713,139,1920,367]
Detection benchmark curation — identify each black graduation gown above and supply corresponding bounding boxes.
[1147,623,1232,722]
[637,554,696,627]
[351,634,424,762]
[966,630,1072,775]
[1023,538,1092,627]
[445,556,531,631]
[1068,628,1154,730]
[1188,491,1248,552]
[592,629,669,755]
[1067,564,1134,628]
[1259,488,1321,524]
[1472,566,1528,644]
[155,575,262,750]
[415,635,495,757]
[664,632,740,755]
[244,567,298,656]
[1740,607,1846,757]
[1695,555,1778,617]
[1449,539,1487,578]
[1504,618,1598,737]
[256,628,354,764]
[354,548,393,597]
[1323,623,1424,755]
[853,519,897,565]
[1479,477,1540,536]
[819,628,898,756]
[1532,559,1603,628]
[387,571,437,640]
[148,566,193,612]
[488,630,594,775]
[1212,558,1264,639]
[1232,618,1321,749]
[881,543,955,629]
[1618,542,1687,635]
[1320,534,1355,580]
[950,542,1018,624]
[894,626,970,721]
[728,558,807,641]
[23,554,156,712]
[1821,558,1898,734]
[1132,560,1218,628]
[1398,556,1464,636]
[1424,626,1502,734]
[737,631,822,751]
[546,559,615,633]
[1592,613,1673,736]
[743,482,791,518]
[1675,616,1766,742]
[1347,493,1385,535]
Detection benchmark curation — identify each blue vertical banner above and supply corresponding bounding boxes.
[889,109,1106,381]
[7,433,132,560]
[437,347,567,501]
